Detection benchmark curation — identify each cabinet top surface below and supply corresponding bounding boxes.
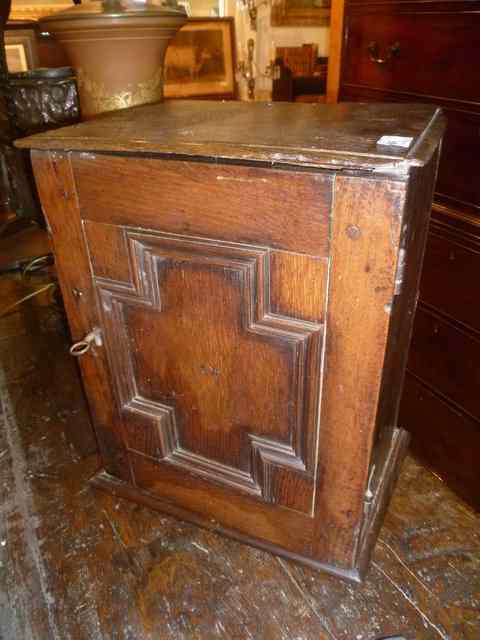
[17,100,445,174]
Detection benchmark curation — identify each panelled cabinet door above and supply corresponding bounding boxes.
[66,153,338,560]
[85,223,325,516]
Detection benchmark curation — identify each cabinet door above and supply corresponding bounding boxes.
[33,149,407,572]
[85,223,326,516]
[51,151,335,558]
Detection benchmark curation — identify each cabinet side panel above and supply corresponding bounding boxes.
[314,176,406,568]
[30,150,131,482]
[372,152,439,476]
[356,155,440,574]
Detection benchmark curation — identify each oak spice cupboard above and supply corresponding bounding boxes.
[18,101,444,581]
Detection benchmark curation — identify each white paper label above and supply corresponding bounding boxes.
[376,135,414,149]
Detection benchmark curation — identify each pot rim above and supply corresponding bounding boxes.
[40,1,187,25]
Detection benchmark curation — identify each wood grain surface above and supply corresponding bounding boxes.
[0,272,479,640]
[28,123,441,578]
[313,176,406,568]
[16,100,445,173]
[30,151,130,482]
[75,155,332,256]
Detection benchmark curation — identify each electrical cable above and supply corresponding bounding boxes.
[0,282,56,319]
[22,255,53,278]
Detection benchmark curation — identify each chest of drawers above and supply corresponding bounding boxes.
[19,101,444,581]
[339,0,480,509]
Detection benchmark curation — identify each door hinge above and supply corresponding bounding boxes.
[394,248,406,296]
[363,463,376,516]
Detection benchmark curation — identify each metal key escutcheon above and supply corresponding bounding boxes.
[70,328,103,357]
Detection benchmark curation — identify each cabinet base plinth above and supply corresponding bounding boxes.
[90,428,409,584]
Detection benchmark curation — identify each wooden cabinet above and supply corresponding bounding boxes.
[343,10,480,102]
[340,0,480,510]
[18,101,444,581]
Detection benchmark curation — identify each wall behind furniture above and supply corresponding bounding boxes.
[225,0,329,100]
[11,0,331,101]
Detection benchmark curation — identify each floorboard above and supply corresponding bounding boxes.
[0,270,479,640]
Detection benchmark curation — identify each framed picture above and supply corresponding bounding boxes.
[5,44,28,72]
[9,3,71,21]
[164,18,236,100]
[271,0,331,27]
[5,29,39,72]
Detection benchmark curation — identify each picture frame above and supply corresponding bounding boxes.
[9,3,71,21]
[164,18,236,100]
[5,29,39,72]
[5,44,29,73]
[271,0,331,27]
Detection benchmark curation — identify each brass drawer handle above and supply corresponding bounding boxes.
[70,328,102,357]
[367,41,400,65]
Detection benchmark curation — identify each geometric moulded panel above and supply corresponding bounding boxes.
[87,226,325,515]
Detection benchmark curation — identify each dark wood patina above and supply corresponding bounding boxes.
[17,100,445,581]
[1,263,479,639]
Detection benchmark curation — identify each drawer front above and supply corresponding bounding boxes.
[435,109,480,211]
[343,11,480,103]
[400,374,480,511]
[420,222,480,331]
[407,306,480,420]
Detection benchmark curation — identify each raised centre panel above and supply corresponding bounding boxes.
[83,220,329,516]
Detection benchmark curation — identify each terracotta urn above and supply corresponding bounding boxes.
[40,0,187,119]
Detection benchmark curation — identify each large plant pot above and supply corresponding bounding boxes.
[41,1,187,119]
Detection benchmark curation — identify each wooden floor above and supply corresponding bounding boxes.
[0,266,479,639]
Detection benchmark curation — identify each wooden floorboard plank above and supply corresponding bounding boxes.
[0,272,479,639]
[0,278,329,639]
[0,366,60,640]
[283,457,480,640]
